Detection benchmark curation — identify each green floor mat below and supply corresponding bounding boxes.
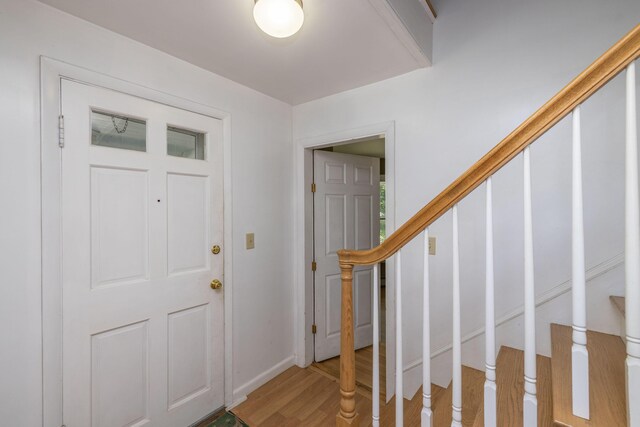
[206,411,249,427]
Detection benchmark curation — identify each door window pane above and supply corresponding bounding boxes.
[91,110,146,152]
[167,127,205,160]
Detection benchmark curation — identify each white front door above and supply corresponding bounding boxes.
[313,151,380,362]
[61,80,224,427]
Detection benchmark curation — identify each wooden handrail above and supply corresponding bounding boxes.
[335,23,640,427]
[338,23,640,268]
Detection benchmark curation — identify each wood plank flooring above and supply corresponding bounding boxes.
[231,323,627,426]
[232,365,445,426]
[472,347,554,427]
[312,345,386,397]
[550,323,627,427]
[378,384,446,426]
[432,365,485,427]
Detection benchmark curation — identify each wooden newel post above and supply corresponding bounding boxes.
[336,262,360,427]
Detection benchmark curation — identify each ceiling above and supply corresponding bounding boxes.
[38,0,427,104]
[331,137,386,158]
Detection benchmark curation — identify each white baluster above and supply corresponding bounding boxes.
[484,178,497,427]
[372,263,380,427]
[452,205,462,427]
[523,147,538,427]
[422,229,433,427]
[625,61,640,427]
[571,105,590,419]
[396,251,404,426]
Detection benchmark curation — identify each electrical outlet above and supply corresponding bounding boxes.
[428,236,436,255]
[246,233,255,250]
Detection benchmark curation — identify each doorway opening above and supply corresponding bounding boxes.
[310,136,387,399]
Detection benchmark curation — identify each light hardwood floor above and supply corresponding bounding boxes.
[232,365,445,426]
[433,365,485,427]
[231,324,628,426]
[550,323,627,427]
[312,345,386,398]
[472,347,554,427]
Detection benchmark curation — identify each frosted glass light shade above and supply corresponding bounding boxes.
[253,0,304,38]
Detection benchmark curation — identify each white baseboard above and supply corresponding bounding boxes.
[402,358,423,399]
[232,355,295,403]
[226,395,248,411]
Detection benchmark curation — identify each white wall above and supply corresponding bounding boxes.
[386,0,433,61]
[0,0,294,424]
[294,0,640,395]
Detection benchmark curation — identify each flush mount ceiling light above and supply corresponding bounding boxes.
[253,0,304,38]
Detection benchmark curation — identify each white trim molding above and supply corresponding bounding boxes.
[232,356,295,403]
[368,0,432,67]
[293,120,396,400]
[40,56,235,427]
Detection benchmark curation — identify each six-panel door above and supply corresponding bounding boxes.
[61,80,224,427]
[313,150,381,362]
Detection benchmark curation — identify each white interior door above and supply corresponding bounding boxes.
[313,151,380,362]
[61,80,224,427]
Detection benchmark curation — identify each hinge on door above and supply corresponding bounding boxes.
[311,182,316,193]
[311,261,317,271]
[312,324,317,334]
[58,115,65,148]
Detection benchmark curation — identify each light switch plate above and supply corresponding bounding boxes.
[428,236,436,255]
[246,233,255,250]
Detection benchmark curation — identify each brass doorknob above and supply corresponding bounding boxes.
[211,245,221,255]
[210,279,223,290]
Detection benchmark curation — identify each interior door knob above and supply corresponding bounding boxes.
[210,279,223,290]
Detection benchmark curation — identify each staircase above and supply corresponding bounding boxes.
[362,323,627,426]
[419,323,627,426]
[468,325,625,427]
[549,324,627,426]
[333,23,640,427]
[472,346,552,427]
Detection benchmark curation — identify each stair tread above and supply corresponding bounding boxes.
[550,323,627,426]
[379,384,446,426]
[472,346,554,427]
[432,365,485,427]
[610,295,625,317]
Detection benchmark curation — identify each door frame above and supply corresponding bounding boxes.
[293,121,396,399]
[40,57,234,427]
